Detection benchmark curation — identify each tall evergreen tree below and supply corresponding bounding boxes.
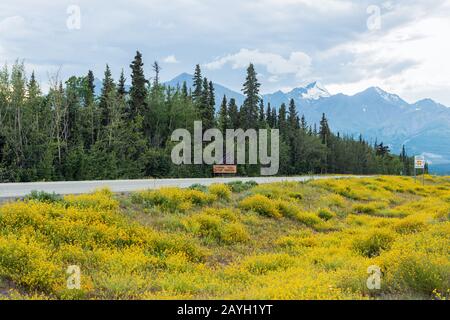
[218,95,228,133]
[300,115,307,132]
[99,65,115,127]
[152,61,161,87]
[319,113,331,145]
[259,99,266,126]
[198,77,214,128]
[82,70,97,148]
[228,98,239,129]
[266,103,272,127]
[129,51,147,118]
[118,69,127,97]
[241,63,260,129]
[278,103,287,135]
[208,81,215,120]
[288,99,298,130]
[192,64,203,103]
[85,70,95,107]
[181,81,189,100]
[271,107,277,128]
[27,71,41,103]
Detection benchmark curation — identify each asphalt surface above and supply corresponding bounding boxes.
[0,175,366,200]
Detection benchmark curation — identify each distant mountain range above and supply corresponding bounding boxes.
[95,73,450,174]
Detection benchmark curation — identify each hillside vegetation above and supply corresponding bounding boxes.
[0,176,448,300]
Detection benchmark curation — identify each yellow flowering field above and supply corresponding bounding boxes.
[0,177,449,300]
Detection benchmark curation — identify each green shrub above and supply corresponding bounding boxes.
[353,231,395,258]
[185,190,216,206]
[393,218,427,234]
[208,184,232,201]
[25,191,62,204]
[221,223,250,244]
[188,184,208,193]
[317,208,336,221]
[183,213,248,244]
[242,254,295,275]
[239,195,281,218]
[201,208,238,222]
[295,211,322,227]
[275,200,299,218]
[385,255,449,295]
[131,188,189,212]
[288,192,303,200]
[132,188,215,212]
[226,181,258,193]
[243,180,258,190]
[352,202,387,215]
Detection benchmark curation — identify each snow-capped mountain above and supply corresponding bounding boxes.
[263,81,331,106]
[302,82,331,100]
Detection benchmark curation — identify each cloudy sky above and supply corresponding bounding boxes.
[1,0,450,105]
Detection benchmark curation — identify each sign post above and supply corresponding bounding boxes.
[213,165,237,175]
[414,156,425,185]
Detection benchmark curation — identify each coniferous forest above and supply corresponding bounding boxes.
[0,51,414,182]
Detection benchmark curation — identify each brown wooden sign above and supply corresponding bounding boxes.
[213,165,237,174]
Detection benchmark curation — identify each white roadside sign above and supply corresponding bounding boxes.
[414,156,425,169]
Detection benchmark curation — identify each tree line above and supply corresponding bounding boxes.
[0,52,414,182]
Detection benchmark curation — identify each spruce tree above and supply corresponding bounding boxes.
[129,51,147,118]
[27,71,40,99]
[259,99,266,126]
[118,69,127,97]
[208,81,215,120]
[300,115,307,132]
[152,61,161,87]
[266,103,272,127]
[400,145,406,175]
[85,70,95,107]
[228,98,239,129]
[241,63,260,129]
[84,70,97,148]
[271,108,277,128]
[278,103,287,135]
[99,65,115,127]
[218,95,228,133]
[319,113,331,145]
[192,64,203,103]
[192,77,215,129]
[181,81,189,100]
[288,99,298,130]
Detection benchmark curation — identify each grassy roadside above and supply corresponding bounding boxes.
[0,176,448,300]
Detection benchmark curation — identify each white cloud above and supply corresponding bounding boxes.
[0,15,27,37]
[163,55,179,64]
[267,75,280,83]
[259,0,354,13]
[204,49,312,78]
[320,13,450,104]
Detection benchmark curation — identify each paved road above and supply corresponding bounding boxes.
[0,175,365,200]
